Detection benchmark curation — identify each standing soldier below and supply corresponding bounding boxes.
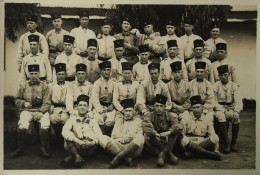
[82,39,101,84]
[160,19,184,60]
[17,15,49,72]
[20,34,52,84]
[186,39,214,83]
[167,61,191,122]
[132,44,150,83]
[142,94,183,167]
[180,17,203,63]
[53,35,82,82]
[110,39,128,82]
[91,61,116,135]
[114,17,139,65]
[214,65,243,153]
[212,43,239,86]
[70,10,96,58]
[10,64,51,158]
[160,40,188,83]
[46,12,69,72]
[204,21,226,62]
[49,63,73,146]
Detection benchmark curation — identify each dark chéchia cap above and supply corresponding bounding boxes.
[216,43,227,51]
[77,94,89,104]
[122,62,133,71]
[114,39,124,48]
[193,39,204,48]
[166,19,177,27]
[78,10,89,18]
[28,64,39,72]
[148,63,160,71]
[28,34,39,43]
[195,61,206,70]
[217,65,229,75]
[26,15,38,23]
[50,12,62,20]
[167,40,178,48]
[170,61,182,72]
[155,94,167,105]
[63,35,75,44]
[143,19,153,27]
[190,95,202,106]
[99,61,111,70]
[55,63,66,73]
[101,19,111,26]
[121,99,135,109]
[87,39,97,48]
[139,44,149,53]
[184,17,196,25]
[122,17,132,24]
[209,21,220,30]
[76,63,87,72]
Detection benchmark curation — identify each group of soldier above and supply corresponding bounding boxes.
[9,10,243,168]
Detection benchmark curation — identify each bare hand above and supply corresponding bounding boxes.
[107,104,114,112]
[34,112,43,121]
[124,42,132,49]
[24,102,32,108]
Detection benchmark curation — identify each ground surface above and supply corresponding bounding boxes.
[3,106,256,170]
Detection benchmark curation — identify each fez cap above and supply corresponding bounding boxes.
[77,94,89,105]
[148,63,160,71]
[28,64,39,72]
[195,61,206,70]
[76,63,87,72]
[101,19,111,26]
[139,44,149,53]
[167,40,178,48]
[193,39,204,48]
[99,61,111,70]
[121,99,135,109]
[170,61,182,72]
[122,17,132,24]
[26,15,38,23]
[184,17,196,25]
[216,43,227,51]
[87,39,97,48]
[51,12,62,20]
[63,35,75,44]
[143,19,153,27]
[78,10,89,18]
[217,65,229,75]
[166,19,177,27]
[155,94,167,105]
[28,34,39,43]
[114,39,124,48]
[190,95,203,106]
[210,21,220,30]
[122,62,133,71]
[55,63,66,73]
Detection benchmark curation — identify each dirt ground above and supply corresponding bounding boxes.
[3,107,256,170]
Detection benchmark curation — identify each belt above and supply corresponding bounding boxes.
[218,102,232,106]
[100,101,111,107]
[162,79,171,84]
[172,100,181,106]
[53,103,66,108]
[26,77,46,81]
[65,77,75,82]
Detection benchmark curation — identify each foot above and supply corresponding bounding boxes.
[74,154,85,167]
[183,151,192,159]
[168,152,178,164]
[40,147,50,158]
[157,152,165,167]
[125,157,133,167]
[231,144,238,152]
[209,151,222,160]
[9,148,24,158]
[61,155,74,166]
[223,144,230,154]
[109,155,121,169]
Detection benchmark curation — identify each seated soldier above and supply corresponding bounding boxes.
[213,65,243,153]
[10,64,51,158]
[180,95,221,160]
[99,99,144,168]
[142,94,183,167]
[61,95,102,167]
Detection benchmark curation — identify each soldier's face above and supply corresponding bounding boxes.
[166,25,175,35]
[192,104,203,118]
[184,24,194,34]
[29,42,39,53]
[26,21,38,32]
[168,47,179,57]
[76,71,87,83]
[114,47,124,59]
[122,21,131,32]
[124,108,135,120]
[78,101,89,115]
[63,43,73,53]
[216,50,226,60]
[210,28,220,39]
[29,72,40,81]
[101,25,111,35]
[173,70,183,82]
[56,71,66,82]
[52,18,63,29]
[194,47,204,57]
[101,68,111,79]
[144,25,153,35]
[149,69,160,81]
[196,69,205,81]
[79,17,89,28]
[219,72,229,84]
[154,102,165,115]
[87,46,97,58]
[122,70,132,81]
[140,52,149,61]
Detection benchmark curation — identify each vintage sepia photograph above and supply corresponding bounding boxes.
[0,0,258,174]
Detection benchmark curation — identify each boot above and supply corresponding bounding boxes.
[61,154,74,166]
[9,129,27,158]
[231,124,239,152]
[39,129,51,158]
[52,124,63,147]
[218,122,230,154]
[109,142,139,168]
[67,141,85,167]
[167,135,179,164]
[187,142,221,160]
[31,121,40,144]
[157,152,165,167]
[124,157,133,167]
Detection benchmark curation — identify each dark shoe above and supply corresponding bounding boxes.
[183,151,192,159]
[223,143,230,154]
[74,154,85,167]
[168,152,178,164]
[9,129,27,158]
[125,157,133,167]
[157,152,165,167]
[40,147,50,158]
[231,143,238,152]
[9,148,24,158]
[61,155,74,166]
[188,142,221,160]
[109,155,121,169]
[218,122,230,154]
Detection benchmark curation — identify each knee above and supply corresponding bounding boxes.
[50,113,60,124]
[209,134,219,145]
[40,113,50,129]
[180,136,190,147]
[61,113,69,124]
[18,111,31,129]
[214,111,226,122]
